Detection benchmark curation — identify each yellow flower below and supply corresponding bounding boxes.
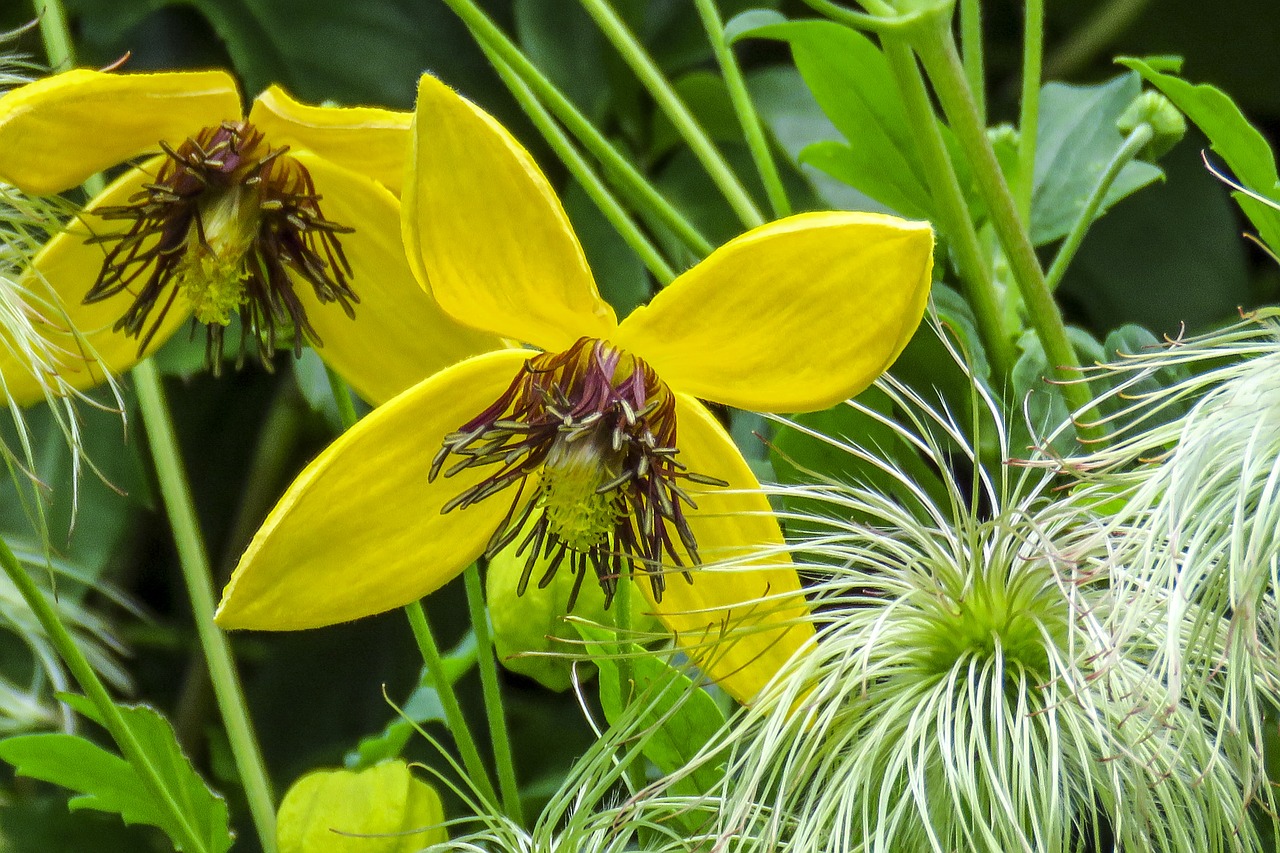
[215,75,934,704]
[0,69,496,404]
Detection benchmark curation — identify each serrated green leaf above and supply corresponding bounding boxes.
[1031,74,1164,245]
[0,734,155,824]
[577,625,725,799]
[1119,57,1280,253]
[44,694,233,853]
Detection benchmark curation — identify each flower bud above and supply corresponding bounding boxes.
[277,761,445,853]
[1117,91,1186,161]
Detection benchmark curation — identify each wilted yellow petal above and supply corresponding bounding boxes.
[248,86,412,195]
[216,350,535,630]
[293,152,503,405]
[640,395,815,705]
[0,162,189,405]
[277,761,446,853]
[403,74,615,350]
[0,69,241,195]
[613,212,934,413]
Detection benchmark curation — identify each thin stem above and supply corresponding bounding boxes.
[404,600,500,807]
[802,0,896,28]
[463,563,522,824]
[959,0,986,124]
[578,0,765,230]
[1016,0,1044,224]
[694,0,791,219]
[30,0,73,70]
[612,577,645,793]
[1046,0,1154,79]
[439,0,715,258]
[1045,124,1154,292]
[481,44,676,285]
[911,23,1104,440]
[0,535,210,853]
[319,367,504,810]
[132,360,277,852]
[880,37,1014,380]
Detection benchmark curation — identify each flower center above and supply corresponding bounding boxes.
[431,337,728,608]
[84,120,359,373]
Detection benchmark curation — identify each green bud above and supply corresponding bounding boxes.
[1117,91,1186,161]
[277,761,446,853]
[487,537,660,692]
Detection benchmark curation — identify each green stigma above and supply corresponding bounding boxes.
[177,186,257,325]
[538,430,623,552]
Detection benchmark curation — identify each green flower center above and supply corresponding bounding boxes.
[432,337,727,608]
[85,120,359,373]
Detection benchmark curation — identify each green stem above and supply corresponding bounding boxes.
[910,23,1103,440]
[1016,0,1044,224]
[132,360,277,852]
[1045,0,1153,79]
[612,576,645,793]
[320,367,504,810]
[1045,124,1153,292]
[481,44,676,285]
[0,536,210,853]
[694,0,791,219]
[439,0,714,258]
[30,0,73,70]
[463,564,522,823]
[404,601,500,807]
[801,0,896,29]
[880,37,1014,380]
[959,0,986,124]
[578,0,764,230]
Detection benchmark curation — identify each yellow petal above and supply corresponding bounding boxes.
[0,69,241,196]
[640,395,815,705]
[247,86,412,196]
[613,212,934,413]
[216,349,535,630]
[0,162,190,405]
[292,152,504,405]
[402,74,615,350]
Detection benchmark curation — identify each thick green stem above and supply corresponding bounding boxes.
[132,360,277,852]
[0,536,210,853]
[911,23,1103,439]
[481,45,676,285]
[881,37,1014,380]
[463,564,522,823]
[404,601,500,807]
[695,0,791,219]
[578,0,764,230]
[30,0,73,70]
[321,368,504,809]
[1016,0,1044,224]
[1045,124,1153,292]
[958,0,985,123]
[439,0,714,258]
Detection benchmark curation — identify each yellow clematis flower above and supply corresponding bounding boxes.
[215,74,934,704]
[0,69,496,404]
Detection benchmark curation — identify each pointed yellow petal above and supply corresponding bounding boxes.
[292,152,504,405]
[0,69,241,195]
[614,212,934,413]
[640,395,815,705]
[247,86,412,196]
[0,162,190,405]
[216,349,535,630]
[402,74,615,350]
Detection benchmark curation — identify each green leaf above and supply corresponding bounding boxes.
[724,9,786,43]
[1031,74,1164,245]
[1119,57,1280,254]
[737,19,934,219]
[5,694,234,853]
[578,625,725,799]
